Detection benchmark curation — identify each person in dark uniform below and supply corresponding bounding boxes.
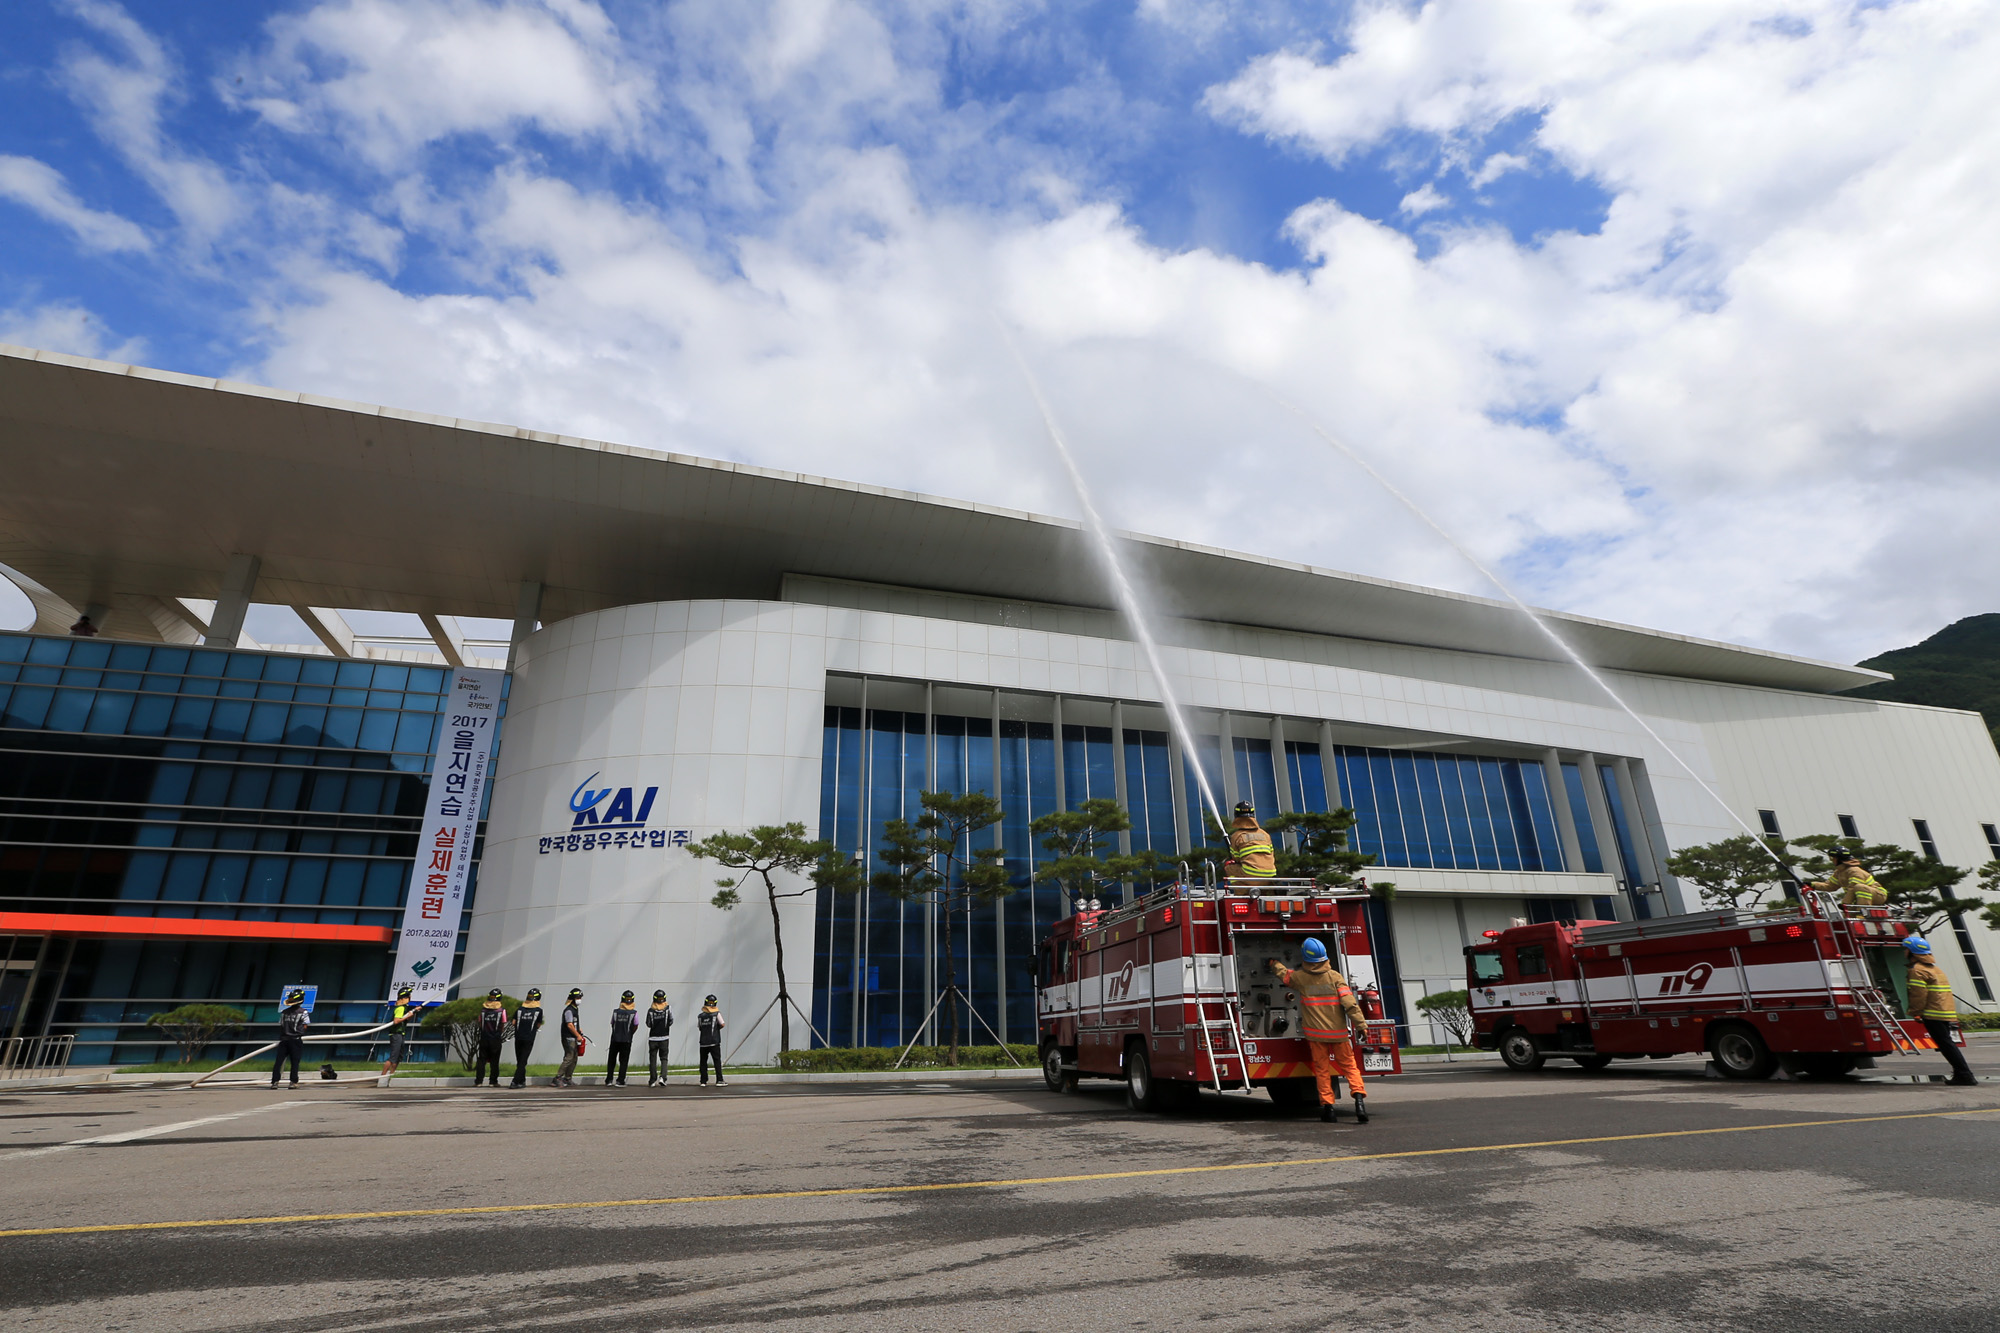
[645,990,673,1086]
[380,983,421,1077]
[605,990,640,1086]
[557,988,584,1087]
[475,989,510,1087]
[510,988,545,1087]
[697,994,726,1087]
[272,988,310,1089]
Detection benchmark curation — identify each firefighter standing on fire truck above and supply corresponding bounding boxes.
[1905,935,1978,1085]
[1813,850,1888,908]
[1223,802,1277,882]
[1269,938,1371,1123]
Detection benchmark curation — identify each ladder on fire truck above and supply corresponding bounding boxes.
[1189,876,1259,1095]
[1806,891,1922,1057]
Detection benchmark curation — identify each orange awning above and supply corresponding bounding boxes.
[0,913,394,944]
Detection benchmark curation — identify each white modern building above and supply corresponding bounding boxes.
[5,343,1999,1063]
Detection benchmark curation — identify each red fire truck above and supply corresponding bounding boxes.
[1466,892,1961,1078]
[1037,877,1401,1111]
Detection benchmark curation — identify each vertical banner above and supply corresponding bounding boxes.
[391,668,505,1003]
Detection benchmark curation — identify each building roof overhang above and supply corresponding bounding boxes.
[0,344,1887,693]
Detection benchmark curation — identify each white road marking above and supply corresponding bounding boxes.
[7,1101,310,1161]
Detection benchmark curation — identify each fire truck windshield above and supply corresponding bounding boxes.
[1470,950,1503,983]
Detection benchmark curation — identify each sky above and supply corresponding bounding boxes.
[3,0,1998,665]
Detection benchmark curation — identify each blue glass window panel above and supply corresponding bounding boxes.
[1518,762,1562,872]
[407,666,445,693]
[101,671,142,691]
[345,774,385,814]
[215,828,256,851]
[322,861,364,907]
[108,643,151,670]
[285,705,326,746]
[300,657,339,685]
[47,688,93,731]
[161,853,207,901]
[358,710,397,751]
[149,646,190,674]
[246,701,288,743]
[187,650,227,676]
[224,653,263,679]
[246,856,289,904]
[128,693,173,737]
[228,768,272,808]
[176,672,218,696]
[308,773,346,813]
[323,708,362,748]
[1371,751,1411,865]
[120,851,169,900]
[20,663,60,685]
[206,699,250,740]
[1600,765,1646,892]
[362,861,403,907]
[0,635,26,661]
[1286,741,1329,814]
[66,640,109,668]
[331,688,366,707]
[1562,764,1604,873]
[294,684,330,706]
[1433,755,1477,868]
[1389,753,1433,868]
[6,684,54,728]
[61,666,104,689]
[217,678,257,699]
[255,681,294,701]
[260,655,301,683]
[1184,734,1224,845]
[333,660,372,688]
[393,711,435,754]
[371,665,410,691]
[1232,737,1279,822]
[27,638,70,665]
[365,689,403,709]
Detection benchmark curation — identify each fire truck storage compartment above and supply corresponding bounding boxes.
[1236,933,1315,1038]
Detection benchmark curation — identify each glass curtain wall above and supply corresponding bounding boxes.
[0,632,501,1062]
[1328,747,1566,873]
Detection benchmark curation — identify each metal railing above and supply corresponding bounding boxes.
[1,1033,75,1079]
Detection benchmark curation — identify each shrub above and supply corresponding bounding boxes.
[421,995,519,1072]
[146,1004,248,1065]
[776,1044,1036,1072]
[1415,989,1474,1048]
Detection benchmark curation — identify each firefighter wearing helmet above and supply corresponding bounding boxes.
[380,982,421,1078]
[1269,938,1372,1122]
[1813,849,1887,908]
[1222,802,1277,883]
[272,987,311,1089]
[1904,936,1978,1085]
[557,988,586,1088]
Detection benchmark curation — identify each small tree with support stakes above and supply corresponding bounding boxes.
[872,791,1011,1066]
[690,823,865,1057]
[1030,797,1170,910]
[146,1003,247,1066]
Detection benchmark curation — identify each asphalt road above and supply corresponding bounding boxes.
[3,1043,1997,1333]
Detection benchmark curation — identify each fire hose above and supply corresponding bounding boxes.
[189,1014,412,1090]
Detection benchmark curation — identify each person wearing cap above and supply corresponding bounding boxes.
[1222,801,1277,883]
[272,987,311,1089]
[1268,938,1372,1122]
[474,989,511,1087]
[1904,936,1978,1085]
[557,988,584,1088]
[697,994,726,1086]
[645,990,674,1087]
[605,990,641,1086]
[380,983,421,1077]
[1813,850,1888,908]
[510,988,546,1087]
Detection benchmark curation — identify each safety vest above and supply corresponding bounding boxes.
[1227,821,1277,878]
[1833,867,1887,907]
[1281,963,1362,1041]
[1908,961,1957,1021]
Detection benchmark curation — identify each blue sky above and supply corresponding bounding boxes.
[4,1,1998,662]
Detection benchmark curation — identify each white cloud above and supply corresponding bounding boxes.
[226,0,653,166]
[0,155,151,252]
[58,0,241,237]
[1398,183,1449,215]
[0,300,147,363]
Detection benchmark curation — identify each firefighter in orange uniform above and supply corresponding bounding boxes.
[1222,802,1277,882]
[1905,935,1977,1085]
[1270,938,1371,1123]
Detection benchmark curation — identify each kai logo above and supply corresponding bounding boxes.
[1106,960,1138,1001]
[567,772,660,828]
[1657,962,1715,996]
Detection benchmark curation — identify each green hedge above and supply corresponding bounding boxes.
[1958,1013,2000,1030]
[777,1044,1037,1072]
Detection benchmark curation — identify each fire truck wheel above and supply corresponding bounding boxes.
[1041,1045,1076,1093]
[1707,1022,1778,1080]
[1497,1027,1545,1071]
[1573,1054,1613,1071]
[1125,1044,1162,1112]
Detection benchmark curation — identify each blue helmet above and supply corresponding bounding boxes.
[1904,934,1932,955]
[1301,938,1328,962]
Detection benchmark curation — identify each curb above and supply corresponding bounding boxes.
[387,1068,1047,1088]
[0,1072,113,1092]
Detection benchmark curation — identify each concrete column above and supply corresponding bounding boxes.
[204,554,260,647]
[508,581,543,669]
[1271,717,1294,814]
[1319,721,1341,811]
[294,606,355,658]
[1542,749,1585,874]
[420,612,467,667]
[1614,758,1672,913]
[1218,713,1239,811]
[1111,700,1132,858]
[1167,728,1190,856]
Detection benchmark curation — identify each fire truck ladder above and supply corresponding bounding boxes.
[1807,892,1922,1058]
[1193,945,1255,1095]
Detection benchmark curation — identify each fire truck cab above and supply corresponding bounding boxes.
[1037,876,1401,1112]
[1467,892,1959,1079]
